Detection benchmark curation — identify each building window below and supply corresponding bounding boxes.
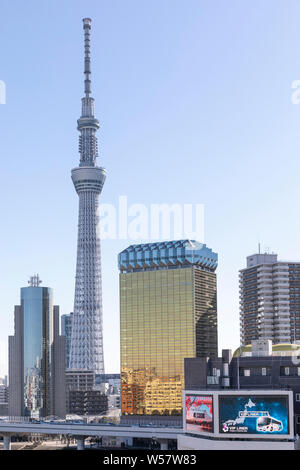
[212,368,221,377]
[296,394,300,402]
[262,368,267,376]
[207,376,219,385]
[244,369,250,377]
[285,367,290,376]
[297,416,300,424]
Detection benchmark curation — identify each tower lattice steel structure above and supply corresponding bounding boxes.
[69,18,106,374]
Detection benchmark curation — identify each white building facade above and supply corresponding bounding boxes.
[240,252,300,345]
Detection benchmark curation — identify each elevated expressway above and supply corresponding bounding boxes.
[0,421,183,450]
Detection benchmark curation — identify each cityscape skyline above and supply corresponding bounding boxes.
[2,0,300,377]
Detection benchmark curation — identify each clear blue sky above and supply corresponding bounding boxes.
[0,0,300,375]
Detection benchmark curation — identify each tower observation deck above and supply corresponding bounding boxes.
[69,18,106,374]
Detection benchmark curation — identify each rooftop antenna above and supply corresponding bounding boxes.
[28,274,42,287]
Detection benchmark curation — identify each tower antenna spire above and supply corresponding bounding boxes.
[83,18,92,97]
[77,18,100,166]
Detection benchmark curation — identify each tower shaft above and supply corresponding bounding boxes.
[69,18,106,374]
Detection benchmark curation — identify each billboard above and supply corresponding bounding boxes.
[185,394,213,433]
[219,394,289,436]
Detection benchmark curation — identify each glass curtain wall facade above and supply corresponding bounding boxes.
[119,240,218,416]
[22,286,53,417]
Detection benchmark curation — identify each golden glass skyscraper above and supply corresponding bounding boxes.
[119,240,218,417]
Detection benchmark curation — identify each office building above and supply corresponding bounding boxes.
[65,369,95,413]
[69,18,106,374]
[65,368,108,416]
[119,240,218,419]
[66,369,95,391]
[61,312,73,369]
[108,394,121,409]
[8,275,66,418]
[240,252,300,345]
[0,384,8,416]
[0,384,8,404]
[68,390,108,416]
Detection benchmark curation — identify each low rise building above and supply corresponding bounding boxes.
[0,384,8,404]
[95,373,120,395]
[0,384,8,416]
[65,369,95,414]
[68,390,108,416]
[184,340,300,435]
[108,394,121,409]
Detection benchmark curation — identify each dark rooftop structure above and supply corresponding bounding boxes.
[184,340,300,435]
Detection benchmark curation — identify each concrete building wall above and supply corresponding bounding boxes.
[184,357,208,390]
[8,306,23,417]
[52,306,66,418]
[178,434,295,450]
[61,313,72,369]
[0,403,8,416]
[52,339,66,417]
[54,336,66,418]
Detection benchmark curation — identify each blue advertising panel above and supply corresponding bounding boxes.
[219,395,289,435]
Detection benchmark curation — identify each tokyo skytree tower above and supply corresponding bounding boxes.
[69,18,106,374]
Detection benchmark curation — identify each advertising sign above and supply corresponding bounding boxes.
[186,394,213,433]
[219,395,289,435]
